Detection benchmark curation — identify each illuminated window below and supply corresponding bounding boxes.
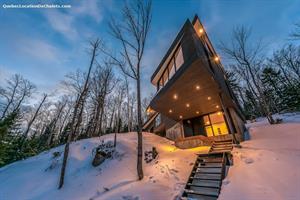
[203,112,228,137]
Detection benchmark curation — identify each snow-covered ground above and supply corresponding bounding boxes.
[0,132,209,200]
[1,113,299,200]
[219,112,300,200]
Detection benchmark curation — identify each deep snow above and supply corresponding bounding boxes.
[1,113,300,200]
[0,132,209,200]
[219,112,300,200]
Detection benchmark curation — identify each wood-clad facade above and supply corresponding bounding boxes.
[143,15,245,147]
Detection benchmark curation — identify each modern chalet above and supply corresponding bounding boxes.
[143,15,246,148]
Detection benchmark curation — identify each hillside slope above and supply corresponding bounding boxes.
[0,132,209,200]
[219,113,300,200]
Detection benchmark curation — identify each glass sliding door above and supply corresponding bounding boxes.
[204,112,229,137]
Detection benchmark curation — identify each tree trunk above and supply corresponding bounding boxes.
[136,74,143,180]
[23,94,47,138]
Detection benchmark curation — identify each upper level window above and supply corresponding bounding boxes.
[157,45,184,91]
[175,47,184,70]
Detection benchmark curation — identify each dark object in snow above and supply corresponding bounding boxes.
[52,151,61,158]
[103,187,110,192]
[144,147,158,163]
[92,141,116,167]
[92,151,107,167]
[275,118,283,124]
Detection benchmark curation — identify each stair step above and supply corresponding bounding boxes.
[189,186,219,196]
[210,148,232,151]
[196,167,222,174]
[193,173,222,180]
[210,150,231,154]
[186,193,218,200]
[198,157,223,163]
[197,163,223,168]
[191,179,221,188]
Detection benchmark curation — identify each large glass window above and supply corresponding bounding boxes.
[163,69,168,86]
[175,47,184,70]
[168,59,176,78]
[203,112,228,137]
[157,45,184,91]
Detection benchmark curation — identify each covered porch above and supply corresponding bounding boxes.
[148,58,237,148]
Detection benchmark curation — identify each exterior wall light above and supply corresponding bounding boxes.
[216,105,219,109]
[186,103,190,108]
[196,85,200,90]
[179,115,183,119]
[169,109,173,113]
[199,28,204,34]
[207,96,211,100]
[173,94,178,100]
[214,56,219,62]
[196,111,199,114]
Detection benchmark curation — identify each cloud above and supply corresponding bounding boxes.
[44,10,78,40]
[73,0,103,23]
[18,39,61,62]
[43,0,103,40]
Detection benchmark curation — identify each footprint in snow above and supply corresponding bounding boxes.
[244,158,254,164]
[223,179,230,185]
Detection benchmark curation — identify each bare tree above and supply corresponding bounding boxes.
[59,39,101,189]
[290,22,300,40]
[220,26,275,124]
[102,0,152,180]
[23,94,48,139]
[0,75,35,119]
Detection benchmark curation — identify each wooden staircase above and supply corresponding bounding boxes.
[209,139,233,154]
[181,139,233,200]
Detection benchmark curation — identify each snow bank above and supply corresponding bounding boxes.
[219,113,300,200]
[0,132,210,200]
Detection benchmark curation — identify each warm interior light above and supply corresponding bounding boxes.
[169,109,173,113]
[196,85,200,90]
[186,103,190,108]
[214,56,219,62]
[199,28,204,34]
[196,111,199,114]
[179,115,183,119]
[217,112,222,116]
[206,121,210,125]
[173,94,178,100]
[207,96,211,100]
[216,105,220,109]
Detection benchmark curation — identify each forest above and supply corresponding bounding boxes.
[0,0,299,189]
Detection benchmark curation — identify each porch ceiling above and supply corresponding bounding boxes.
[149,59,228,121]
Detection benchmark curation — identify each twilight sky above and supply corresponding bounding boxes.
[0,0,299,99]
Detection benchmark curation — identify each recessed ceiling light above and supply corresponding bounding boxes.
[199,28,204,34]
[196,85,200,90]
[214,56,219,62]
[169,109,173,113]
[207,96,211,100]
[186,103,190,108]
[173,94,178,100]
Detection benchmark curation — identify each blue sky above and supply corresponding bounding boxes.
[0,0,299,99]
